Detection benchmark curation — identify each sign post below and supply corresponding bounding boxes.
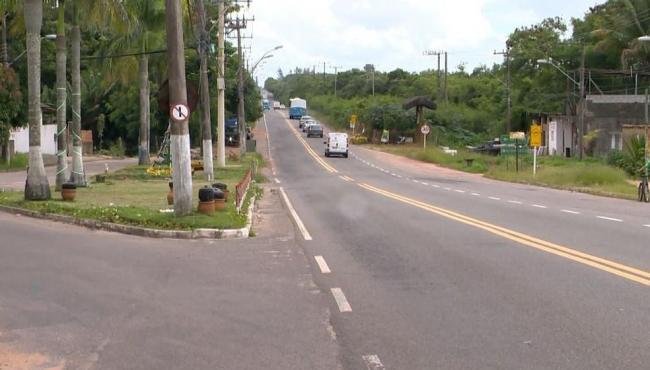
[350,114,358,135]
[421,124,431,150]
[530,123,542,176]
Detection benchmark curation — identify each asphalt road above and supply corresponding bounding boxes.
[0,183,338,369]
[265,110,650,369]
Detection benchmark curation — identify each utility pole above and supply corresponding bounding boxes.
[578,47,586,160]
[645,88,648,180]
[331,65,342,97]
[215,0,226,168]
[444,51,448,102]
[165,0,192,215]
[494,43,512,133]
[423,50,444,102]
[195,0,213,180]
[226,15,253,155]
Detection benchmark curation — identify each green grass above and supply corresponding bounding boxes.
[0,153,28,172]
[0,154,263,230]
[370,144,637,200]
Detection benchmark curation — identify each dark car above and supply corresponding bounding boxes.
[307,124,323,138]
[225,118,240,146]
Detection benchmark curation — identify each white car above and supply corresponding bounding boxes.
[302,119,317,132]
[324,132,348,158]
[299,115,313,129]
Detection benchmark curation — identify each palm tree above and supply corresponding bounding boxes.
[68,0,85,185]
[54,0,67,190]
[194,0,213,180]
[24,0,51,200]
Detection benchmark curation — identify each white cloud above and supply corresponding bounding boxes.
[245,0,600,83]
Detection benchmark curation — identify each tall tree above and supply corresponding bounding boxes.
[166,0,192,215]
[194,0,213,180]
[54,0,67,190]
[24,0,50,200]
[69,0,84,185]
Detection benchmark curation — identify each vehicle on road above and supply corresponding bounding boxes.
[225,118,240,146]
[324,132,348,158]
[289,97,307,119]
[307,124,323,138]
[299,115,313,129]
[302,119,317,132]
[273,101,281,110]
[262,99,270,111]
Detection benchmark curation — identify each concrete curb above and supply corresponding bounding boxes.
[0,195,256,240]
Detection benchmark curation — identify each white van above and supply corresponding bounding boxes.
[325,133,348,158]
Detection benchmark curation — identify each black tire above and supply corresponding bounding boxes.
[344,152,348,158]
[199,187,215,202]
[325,152,329,157]
[213,188,225,200]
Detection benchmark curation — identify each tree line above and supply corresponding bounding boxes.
[265,0,650,146]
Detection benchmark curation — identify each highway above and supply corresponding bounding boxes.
[265,109,650,369]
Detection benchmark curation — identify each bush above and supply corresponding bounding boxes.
[620,136,645,176]
[606,149,625,168]
[350,135,368,144]
[108,138,126,158]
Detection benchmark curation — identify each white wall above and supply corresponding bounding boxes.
[10,124,57,155]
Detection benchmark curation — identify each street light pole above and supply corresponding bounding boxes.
[216,1,225,168]
[646,89,648,179]
[578,47,586,160]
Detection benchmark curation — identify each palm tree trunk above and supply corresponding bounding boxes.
[1,10,8,67]
[69,3,85,186]
[24,0,50,200]
[196,0,213,180]
[138,52,150,165]
[55,0,67,191]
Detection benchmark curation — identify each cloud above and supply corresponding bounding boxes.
[246,0,599,83]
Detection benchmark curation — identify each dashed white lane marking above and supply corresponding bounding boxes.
[330,288,352,312]
[274,178,281,184]
[391,173,398,176]
[444,187,452,191]
[508,200,522,204]
[279,187,312,241]
[395,175,403,178]
[413,180,421,184]
[471,192,480,196]
[362,354,386,370]
[561,209,581,215]
[433,184,440,188]
[314,256,331,274]
[597,216,623,222]
[488,196,501,200]
[421,182,429,186]
[532,204,547,209]
[455,190,466,193]
[644,224,650,228]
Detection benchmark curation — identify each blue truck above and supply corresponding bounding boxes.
[289,98,307,119]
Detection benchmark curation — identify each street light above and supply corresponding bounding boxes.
[9,34,56,66]
[537,58,580,87]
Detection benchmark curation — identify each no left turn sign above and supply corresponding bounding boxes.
[170,103,189,122]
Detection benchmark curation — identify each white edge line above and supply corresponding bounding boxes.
[279,187,313,241]
[597,216,623,222]
[362,354,385,370]
[330,288,352,312]
[314,256,331,274]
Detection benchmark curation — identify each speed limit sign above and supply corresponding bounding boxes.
[421,124,431,135]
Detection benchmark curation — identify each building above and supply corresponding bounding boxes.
[10,124,58,155]
[584,95,646,156]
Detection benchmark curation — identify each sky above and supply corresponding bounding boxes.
[240,0,604,84]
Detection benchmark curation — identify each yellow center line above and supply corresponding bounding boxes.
[285,118,338,173]
[358,182,650,287]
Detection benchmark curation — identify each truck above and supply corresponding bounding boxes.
[324,132,349,158]
[273,101,281,110]
[289,97,307,119]
[262,99,271,111]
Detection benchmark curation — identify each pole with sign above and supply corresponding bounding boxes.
[530,123,542,176]
[350,114,357,135]
[421,124,431,150]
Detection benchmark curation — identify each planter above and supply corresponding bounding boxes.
[214,198,226,211]
[198,186,215,202]
[167,191,174,205]
[212,183,229,201]
[213,188,225,200]
[61,183,77,201]
[198,200,215,215]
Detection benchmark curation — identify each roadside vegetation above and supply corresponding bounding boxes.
[0,154,263,230]
[0,153,28,172]
[371,144,637,199]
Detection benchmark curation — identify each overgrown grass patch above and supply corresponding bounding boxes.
[0,154,263,230]
[0,153,28,172]
[369,144,637,200]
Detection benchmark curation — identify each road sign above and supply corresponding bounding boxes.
[350,114,357,129]
[170,104,189,122]
[530,124,542,147]
[421,124,431,135]
[509,131,525,140]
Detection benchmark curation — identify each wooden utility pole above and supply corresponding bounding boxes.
[578,47,586,160]
[165,0,192,215]
[494,43,512,133]
[216,0,225,168]
[227,16,252,155]
[331,65,342,97]
[444,51,448,102]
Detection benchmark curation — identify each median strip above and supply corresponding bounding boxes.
[358,182,650,286]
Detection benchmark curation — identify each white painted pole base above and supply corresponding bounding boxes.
[70,145,86,186]
[26,146,51,200]
[171,134,193,216]
[202,139,214,181]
